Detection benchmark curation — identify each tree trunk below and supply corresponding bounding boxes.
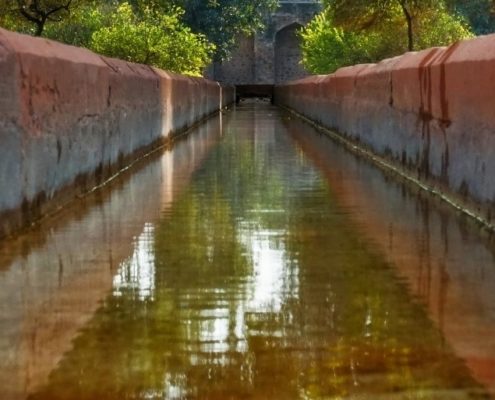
[19,7,46,37]
[34,20,44,36]
[399,1,414,51]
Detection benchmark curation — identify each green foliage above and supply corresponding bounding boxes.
[0,11,29,34]
[0,0,86,36]
[0,0,277,73]
[446,0,495,34]
[91,3,214,75]
[326,0,471,51]
[301,1,473,74]
[43,1,110,47]
[414,5,473,48]
[167,0,279,60]
[300,13,380,74]
[0,1,214,76]
[98,0,278,60]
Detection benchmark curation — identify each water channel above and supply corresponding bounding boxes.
[1,103,495,399]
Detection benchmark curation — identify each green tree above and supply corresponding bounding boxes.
[327,0,468,51]
[90,3,214,76]
[301,1,472,74]
[151,0,279,60]
[0,0,86,36]
[300,12,381,74]
[0,0,278,68]
[446,0,495,34]
[0,0,215,75]
[43,0,110,47]
[414,5,473,48]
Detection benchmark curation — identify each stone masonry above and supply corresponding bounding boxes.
[207,1,322,85]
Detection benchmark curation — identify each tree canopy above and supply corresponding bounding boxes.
[327,0,468,51]
[0,0,88,36]
[124,0,278,60]
[0,0,279,75]
[301,0,474,74]
[446,0,495,35]
[91,3,213,76]
[175,0,278,60]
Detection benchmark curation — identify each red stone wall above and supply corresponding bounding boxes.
[275,34,495,225]
[0,28,235,238]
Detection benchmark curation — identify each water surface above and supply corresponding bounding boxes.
[1,103,494,399]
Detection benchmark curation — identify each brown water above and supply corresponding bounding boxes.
[1,103,495,399]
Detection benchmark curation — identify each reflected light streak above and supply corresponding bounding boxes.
[240,224,299,314]
[113,223,156,301]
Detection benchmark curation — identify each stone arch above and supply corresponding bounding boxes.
[274,22,307,84]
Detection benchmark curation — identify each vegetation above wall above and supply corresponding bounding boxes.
[169,0,278,61]
[0,0,278,75]
[300,0,494,74]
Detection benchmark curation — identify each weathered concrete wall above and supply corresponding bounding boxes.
[274,33,495,227]
[0,28,235,238]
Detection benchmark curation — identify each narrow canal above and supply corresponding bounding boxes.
[1,103,495,399]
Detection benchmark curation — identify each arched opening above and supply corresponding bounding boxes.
[274,23,307,84]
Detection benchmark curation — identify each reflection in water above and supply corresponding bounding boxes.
[0,116,223,400]
[113,223,156,301]
[0,104,494,399]
[242,226,295,313]
[283,115,495,397]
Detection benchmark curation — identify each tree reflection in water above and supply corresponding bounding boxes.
[29,105,489,400]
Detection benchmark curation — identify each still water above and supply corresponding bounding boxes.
[1,103,495,399]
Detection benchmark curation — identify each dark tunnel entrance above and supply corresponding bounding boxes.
[235,85,275,103]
